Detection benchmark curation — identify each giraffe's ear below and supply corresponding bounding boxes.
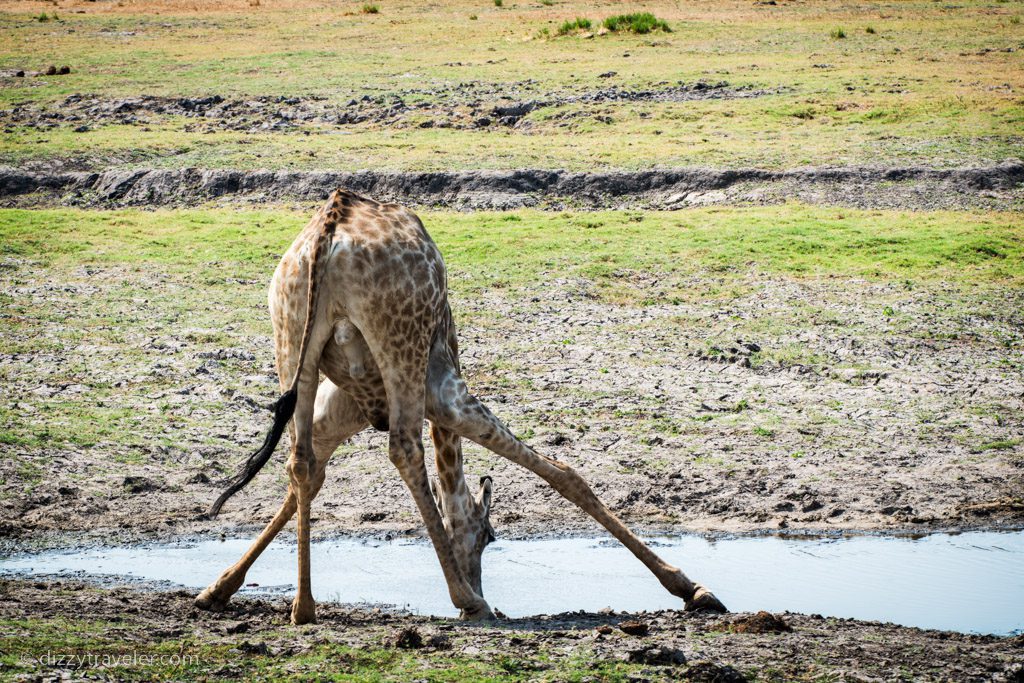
[477,475,493,512]
[478,476,496,543]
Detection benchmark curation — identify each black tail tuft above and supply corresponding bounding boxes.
[208,389,298,519]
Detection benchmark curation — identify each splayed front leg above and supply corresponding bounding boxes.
[428,375,726,613]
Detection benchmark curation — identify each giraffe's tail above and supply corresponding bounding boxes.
[207,190,343,519]
[207,389,298,519]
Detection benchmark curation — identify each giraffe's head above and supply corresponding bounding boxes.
[431,474,496,601]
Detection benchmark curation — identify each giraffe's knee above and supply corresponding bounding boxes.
[286,457,312,485]
[547,459,602,507]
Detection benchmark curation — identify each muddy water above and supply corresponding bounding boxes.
[2,531,1021,635]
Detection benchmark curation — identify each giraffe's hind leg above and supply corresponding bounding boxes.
[428,373,726,613]
[195,380,367,611]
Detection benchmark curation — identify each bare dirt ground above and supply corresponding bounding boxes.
[0,81,778,134]
[2,256,1022,546]
[1,578,1021,682]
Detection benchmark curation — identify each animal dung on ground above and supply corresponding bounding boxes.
[386,627,424,649]
[727,610,793,634]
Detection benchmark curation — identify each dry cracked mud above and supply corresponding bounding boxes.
[1,257,1022,547]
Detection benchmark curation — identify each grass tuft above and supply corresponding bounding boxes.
[602,12,670,34]
[360,3,379,14]
[830,27,847,39]
[557,17,592,35]
[973,439,1020,453]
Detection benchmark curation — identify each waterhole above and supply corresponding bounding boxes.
[2,531,1021,635]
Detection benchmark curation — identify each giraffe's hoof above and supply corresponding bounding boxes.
[458,601,496,622]
[685,585,728,613]
[290,597,317,625]
[194,586,231,612]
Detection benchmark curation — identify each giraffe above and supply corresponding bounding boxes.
[194,189,727,625]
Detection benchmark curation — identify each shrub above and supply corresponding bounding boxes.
[494,0,502,6]
[556,17,592,35]
[540,0,554,4]
[865,25,876,34]
[602,12,670,34]
[469,13,477,19]
[830,27,846,39]
[361,3,379,13]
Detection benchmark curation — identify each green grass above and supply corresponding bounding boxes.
[556,17,592,36]
[0,615,654,682]
[1,206,1021,292]
[971,438,1020,453]
[602,13,671,34]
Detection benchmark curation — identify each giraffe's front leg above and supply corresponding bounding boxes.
[430,375,726,613]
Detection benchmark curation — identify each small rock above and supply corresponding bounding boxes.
[619,620,649,636]
[596,624,614,635]
[801,500,823,513]
[122,476,160,494]
[545,433,571,446]
[598,71,617,78]
[237,641,270,655]
[683,661,746,682]
[425,633,451,649]
[360,511,387,522]
[225,621,249,634]
[628,644,686,666]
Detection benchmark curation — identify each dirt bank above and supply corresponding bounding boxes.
[0,578,1020,681]
[2,161,1023,211]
